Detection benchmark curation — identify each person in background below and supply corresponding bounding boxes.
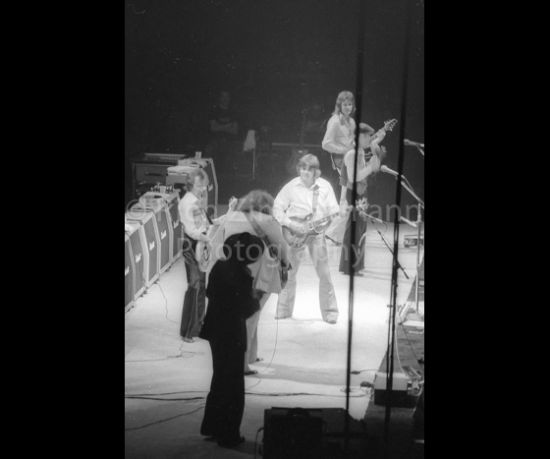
[178,168,238,342]
[199,232,265,448]
[205,90,239,173]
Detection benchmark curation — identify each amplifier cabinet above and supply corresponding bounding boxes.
[138,191,181,264]
[128,204,170,275]
[155,206,171,274]
[125,221,146,299]
[132,159,174,199]
[166,192,182,261]
[125,234,135,310]
[126,208,160,286]
[263,407,324,459]
[133,162,169,184]
[263,407,366,459]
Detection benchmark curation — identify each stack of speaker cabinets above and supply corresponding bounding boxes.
[137,193,172,274]
[164,191,182,262]
[166,157,218,216]
[125,220,147,300]
[125,234,135,311]
[126,206,161,289]
[139,190,182,264]
[125,189,185,310]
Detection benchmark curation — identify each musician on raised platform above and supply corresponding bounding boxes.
[273,154,345,324]
[339,122,385,275]
[322,90,356,201]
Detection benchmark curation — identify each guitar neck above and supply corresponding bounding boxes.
[311,212,340,226]
[373,127,388,140]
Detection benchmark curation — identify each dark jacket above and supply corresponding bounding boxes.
[199,259,259,350]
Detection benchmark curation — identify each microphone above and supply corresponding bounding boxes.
[380,165,399,176]
[404,138,424,148]
[400,216,418,228]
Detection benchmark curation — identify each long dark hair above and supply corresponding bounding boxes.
[332,90,355,119]
[237,190,274,215]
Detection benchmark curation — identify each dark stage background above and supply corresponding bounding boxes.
[125,0,424,217]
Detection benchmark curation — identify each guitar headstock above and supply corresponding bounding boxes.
[228,196,239,211]
[383,119,398,132]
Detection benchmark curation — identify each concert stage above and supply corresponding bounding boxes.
[125,222,423,458]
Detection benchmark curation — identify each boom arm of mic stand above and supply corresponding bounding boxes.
[416,145,424,157]
[391,174,424,207]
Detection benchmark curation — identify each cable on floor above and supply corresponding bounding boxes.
[125,404,206,431]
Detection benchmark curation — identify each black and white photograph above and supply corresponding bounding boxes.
[125,0,424,457]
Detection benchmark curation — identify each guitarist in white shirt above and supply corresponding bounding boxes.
[273,154,346,324]
[178,169,237,342]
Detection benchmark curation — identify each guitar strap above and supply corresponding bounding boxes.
[330,154,342,175]
[201,206,213,225]
[311,184,319,218]
[243,213,278,259]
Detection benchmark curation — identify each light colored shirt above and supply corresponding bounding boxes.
[222,210,289,265]
[273,177,340,227]
[322,114,356,155]
[178,192,209,240]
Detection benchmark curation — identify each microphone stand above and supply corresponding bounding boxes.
[362,215,410,280]
[387,173,424,314]
[416,145,424,157]
[405,141,424,157]
[413,204,423,314]
[400,182,423,314]
[407,144,424,312]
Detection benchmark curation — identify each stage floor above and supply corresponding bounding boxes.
[125,222,423,458]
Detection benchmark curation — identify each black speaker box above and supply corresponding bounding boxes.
[125,223,146,299]
[152,206,171,274]
[125,235,135,310]
[263,407,366,459]
[126,209,160,286]
[165,192,182,261]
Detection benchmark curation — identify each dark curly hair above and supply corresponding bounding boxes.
[237,189,274,215]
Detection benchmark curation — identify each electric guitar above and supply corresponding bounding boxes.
[282,212,341,248]
[331,118,398,170]
[364,118,397,162]
[283,198,372,248]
